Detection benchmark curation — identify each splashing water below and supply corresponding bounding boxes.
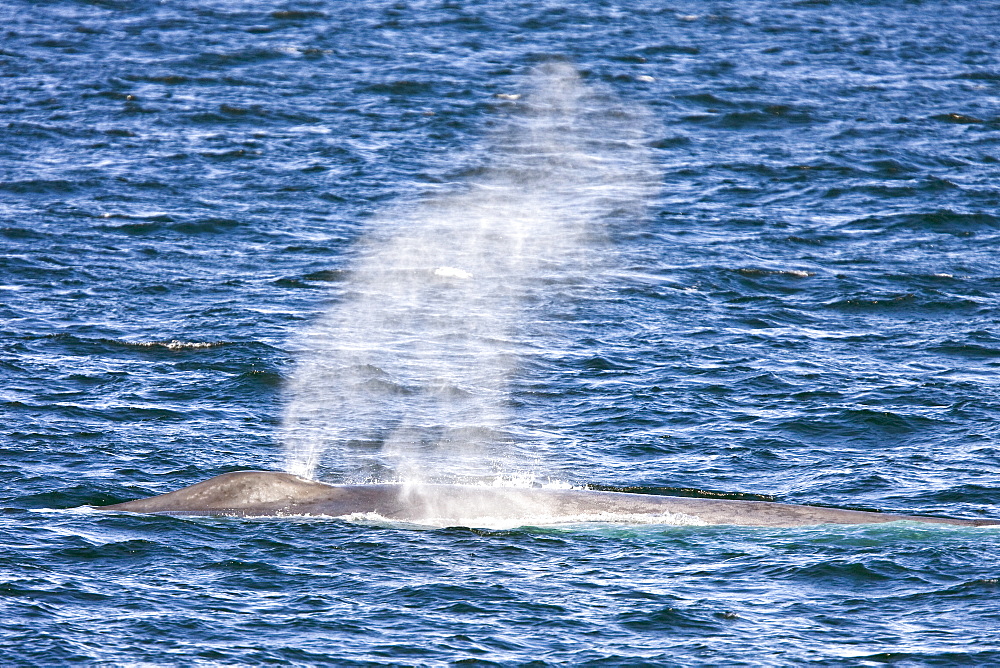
[282,62,660,483]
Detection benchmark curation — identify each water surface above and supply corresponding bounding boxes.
[3,0,1000,664]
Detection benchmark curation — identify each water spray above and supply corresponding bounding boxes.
[281,62,659,483]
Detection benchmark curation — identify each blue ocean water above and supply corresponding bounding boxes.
[3,0,1000,664]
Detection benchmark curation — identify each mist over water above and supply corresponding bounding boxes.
[282,63,659,483]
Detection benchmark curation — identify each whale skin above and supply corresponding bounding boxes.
[100,471,1000,528]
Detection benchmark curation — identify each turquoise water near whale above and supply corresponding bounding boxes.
[4,0,1000,664]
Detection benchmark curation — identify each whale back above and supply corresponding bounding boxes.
[104,471,352,514]
[101,471,1000,527]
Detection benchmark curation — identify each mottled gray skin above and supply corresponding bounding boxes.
[101,471,1000,527]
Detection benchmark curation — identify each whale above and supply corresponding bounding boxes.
[100,471,1000,528]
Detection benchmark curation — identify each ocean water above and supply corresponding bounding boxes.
[3,0,1000,664]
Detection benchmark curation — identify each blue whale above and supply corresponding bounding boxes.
[100,471,1000,527]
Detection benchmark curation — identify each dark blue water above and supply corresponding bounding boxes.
[4,0,1000,663]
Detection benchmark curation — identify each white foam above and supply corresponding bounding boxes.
[29,506,100,514]
[433,266,473,280]
[333,510,707,530]
[123,339,220,350]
